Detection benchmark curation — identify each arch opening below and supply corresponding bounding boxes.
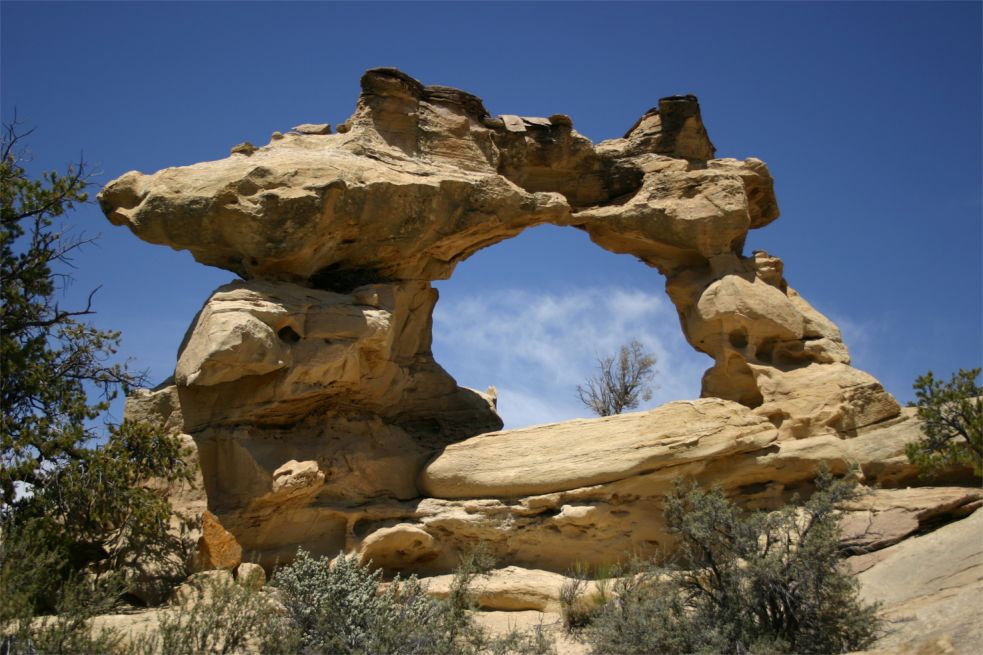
[432,225,712,429]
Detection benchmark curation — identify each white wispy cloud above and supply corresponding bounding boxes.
[432,286,712,429]
[826,313,872,364]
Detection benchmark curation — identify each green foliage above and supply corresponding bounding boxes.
[131,574,300,655]
[575,471,881,654]
[269,548,554,655]
[1,122,194,617]
[1,121,136,505]
[577,339,657,417]
[905,368,982,476]
[2,419,194,617]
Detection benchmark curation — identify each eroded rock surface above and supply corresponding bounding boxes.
[101,68,898,422]
[103,69,914,576]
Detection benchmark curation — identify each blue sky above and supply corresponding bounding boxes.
[3,1,981,428]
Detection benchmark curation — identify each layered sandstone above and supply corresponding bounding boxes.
[101,68,915,575]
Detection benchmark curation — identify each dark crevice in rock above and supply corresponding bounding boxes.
[277,326,301,344]
[913,504,983,537]
[309,264,392,294]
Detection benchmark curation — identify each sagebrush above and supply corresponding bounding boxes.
[565,470,881,654]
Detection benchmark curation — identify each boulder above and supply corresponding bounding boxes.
[358,524,439,569]
[421,566,571,612]
[193,511,242,571]
[270,459,325,503]
[235,562,266,590]
[292,122,331,135]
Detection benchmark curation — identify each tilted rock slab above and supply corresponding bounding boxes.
[103,68,908,574]
[840,486,983,564]
[420,398,777,498]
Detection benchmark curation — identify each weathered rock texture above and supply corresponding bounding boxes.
[102,69,919,573]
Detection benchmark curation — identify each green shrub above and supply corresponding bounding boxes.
[269,548,554,655]
[130,573,298,655]
[269,549,466,655]
[1,421,194,618]
[577,470,881,654]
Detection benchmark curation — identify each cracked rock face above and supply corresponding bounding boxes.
[104,68,908,573]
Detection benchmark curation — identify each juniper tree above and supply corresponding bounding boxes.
[906,368,983,476]
[1,120,192,618]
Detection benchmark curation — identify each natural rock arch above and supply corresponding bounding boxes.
[103,69,902,572]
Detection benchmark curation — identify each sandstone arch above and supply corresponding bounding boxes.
[102,69,904,572]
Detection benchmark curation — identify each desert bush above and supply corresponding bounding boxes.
[129,573,299,655]
[577,470,881,654]
[559,563,615,630]
[481,623,555,655]
[270,549,442,654]
[269,547,553,655]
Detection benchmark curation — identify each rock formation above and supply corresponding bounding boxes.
[103,68,921,575]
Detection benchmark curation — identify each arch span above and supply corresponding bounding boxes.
[103,69,901,569]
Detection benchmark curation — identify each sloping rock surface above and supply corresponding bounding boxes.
[857,509,983,654]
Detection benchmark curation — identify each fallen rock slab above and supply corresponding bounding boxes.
[420,398,778,499]
[841,486,983,561]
